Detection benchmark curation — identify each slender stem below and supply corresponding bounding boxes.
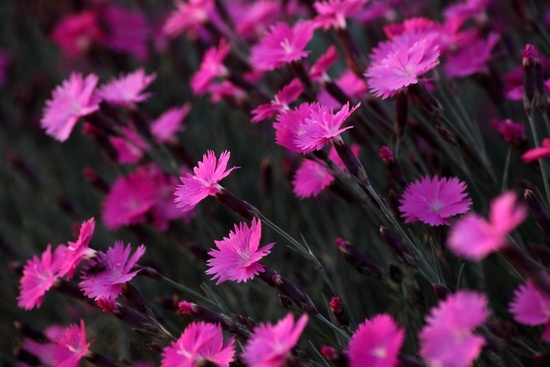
[501,145,512,192]
[315,313,351,342]
[527,110,550,207]
[154,272,223,311]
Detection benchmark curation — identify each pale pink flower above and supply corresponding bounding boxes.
[314,0,368,30]
[251,78,303,123]
[522,138,550,162]
[151,104,191,142]
[80,241,146,304]
[163,0,214,38]
[250,21,315,70]
[206,218,274,284]
[162,322,235,367]
[347,314,405,367]
[110,127,148,164]
[40,73,100,142]
[17,245,66,310]
[242,314,309,367]
[419,291,490,367]
[48,320,92,367]
[102,169,158,230]
[509,276,550,341]
[365,32,440,99]
[59,218,97,280]
[100,5,150,60]
[50,11,105,58]
[174,150,239,212]
[191,39,230,95]
[448,191,527,260]
[98,69,156,107]
[444,33,500,78]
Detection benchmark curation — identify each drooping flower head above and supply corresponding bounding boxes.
[399,176,472,226]
[80,241,146,305]
[251,78,304,123]
[17,245,66,310]
[509,276,550,342]
[242,313,309,367]
[448,191,527,260]
[163,0,215,38]
[191,39,231,95]
[174,150,239,212]
[365,32,440,99]
[151,103,190,142]
[250,21,315,70]
[98,69,156,107]
[40,73,100,142]
[419,291,490,367]
[347,314,405,367]
[162,322,235,367]
[59,218,97,280]
[313,0,368,30]
[206,218,274,284]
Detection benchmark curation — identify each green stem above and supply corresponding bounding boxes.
[315,313,351,342]
[501,145,512,192]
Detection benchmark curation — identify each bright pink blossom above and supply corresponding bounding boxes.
[313,0,368,30]
[49,320,92,367]
[242,313,309,367]
[250,21,315,70]
[151,104,191,142]
[100,5,150,60]
[230,1,281,41]
[191,39,231,95]
[509,277,550,341]
[399,176,472,226]
[444,33,500,78]
[59,218,97,280]
[347,314,405,367]
[206,218,274,284]
[40,73,100,142]
[419,291,490,367]
[365,33,440,99]
[522,138,550,162]
[174,150,239,212]
[50,11,105,58]
[98,69,156,107]
[275,103,316,153]
[17,245,66,310]
[162,322,235,367]
[251,78,303,123]
[310,46,339,82]
[80,241,146,304]
[448,191,527,260]
[163,0,214,38]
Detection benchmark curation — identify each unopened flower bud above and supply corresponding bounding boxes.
[380,227,416,267]
[321,345,349,367]
[332,139,368,182]
[409,82,444,121]
[329,296,349,327]
[522,44,546,114]
[279,294,296,311]
[215,188,259,220]
[272,274,318,315]
[525,189,550,234]
[82,167,109,193]
[432,284,452,300]
[335,238,382,279]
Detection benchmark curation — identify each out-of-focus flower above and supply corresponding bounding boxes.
[443,0,492,24]
[206,218,274,284]
[98,69,156,107]
[50,11,105,58]
[491,119,525,144]
[509,276,550,342]
[109,127,148,164]
[448,191,527,260]
[347,314,405,367]
[522,138,550,162]
[80,241,146,305]
[318,70,368,108]
[313,0,368,30]
[242,313,309,367]
[162,322,235,367]
[151,104,190,143]
[229,1,281,41]
[399,176,472,226]
[17,245,66,310]
[419,291,490,367]
[59,218,97,280]
[191,39,230,95]
[310,46,339,82]
[40,73,100,142]
[444,33,500,78]
[174,150,239,212]
[163,0,215,38]
[251,78,303,123]
[49,320,92,367]
[250,21,315,70]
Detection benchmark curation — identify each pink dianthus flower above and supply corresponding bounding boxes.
[444,33,500,78]
[49,320,92,367]
[110,127,148,164]
[98,69,156,107]
[313,0,368,30]
[448,191,527,260]
[206,218,274,285]
[347,314,405,367]
[162,322,235,367]
[191,39,231,95]
[522,138,550,163]
[163,0,214,38]
[419,291,490,367]
[491,118,525,144]
[151,104,190,143]
[59,218,97,280]
[251,78,304,123]
[40,73,100,142]
[509,276,550,342]
[174,150,239,212]
[242,313,309,367]
[50,11,105,58]
[274,103,314,153]
[399,176,472,226]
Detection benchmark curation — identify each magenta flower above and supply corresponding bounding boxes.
[242,313,309,367]
[162,322,235,367]
[365,33,440,99]
[251,78,303,123]
[310,46,339,82]
[191,39,231,95]
[80,241,146,304]
[444,33,500,78]
[206,218,274,285]
[313,0,368,30]
[163,0,214,38]
[110,127,148,164]
[399,176,472,226]
[17,245,66,310]
[174,150,239,212]
[491,119,524,144]
[229,1,280,41]
[250,21,315,70]
[151,103,190,143]
[448,191,527,260]
[347,314,405,367]
[419,291,490,367]
[59,218,97,280]
[522,138,550,162]
[274,103,315,153]
[98,69,156,107]
[50,11,105,58]
[509,277,550,341]
[49,320,92,367]
[40,73,100,142]
[443,0,492,23]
